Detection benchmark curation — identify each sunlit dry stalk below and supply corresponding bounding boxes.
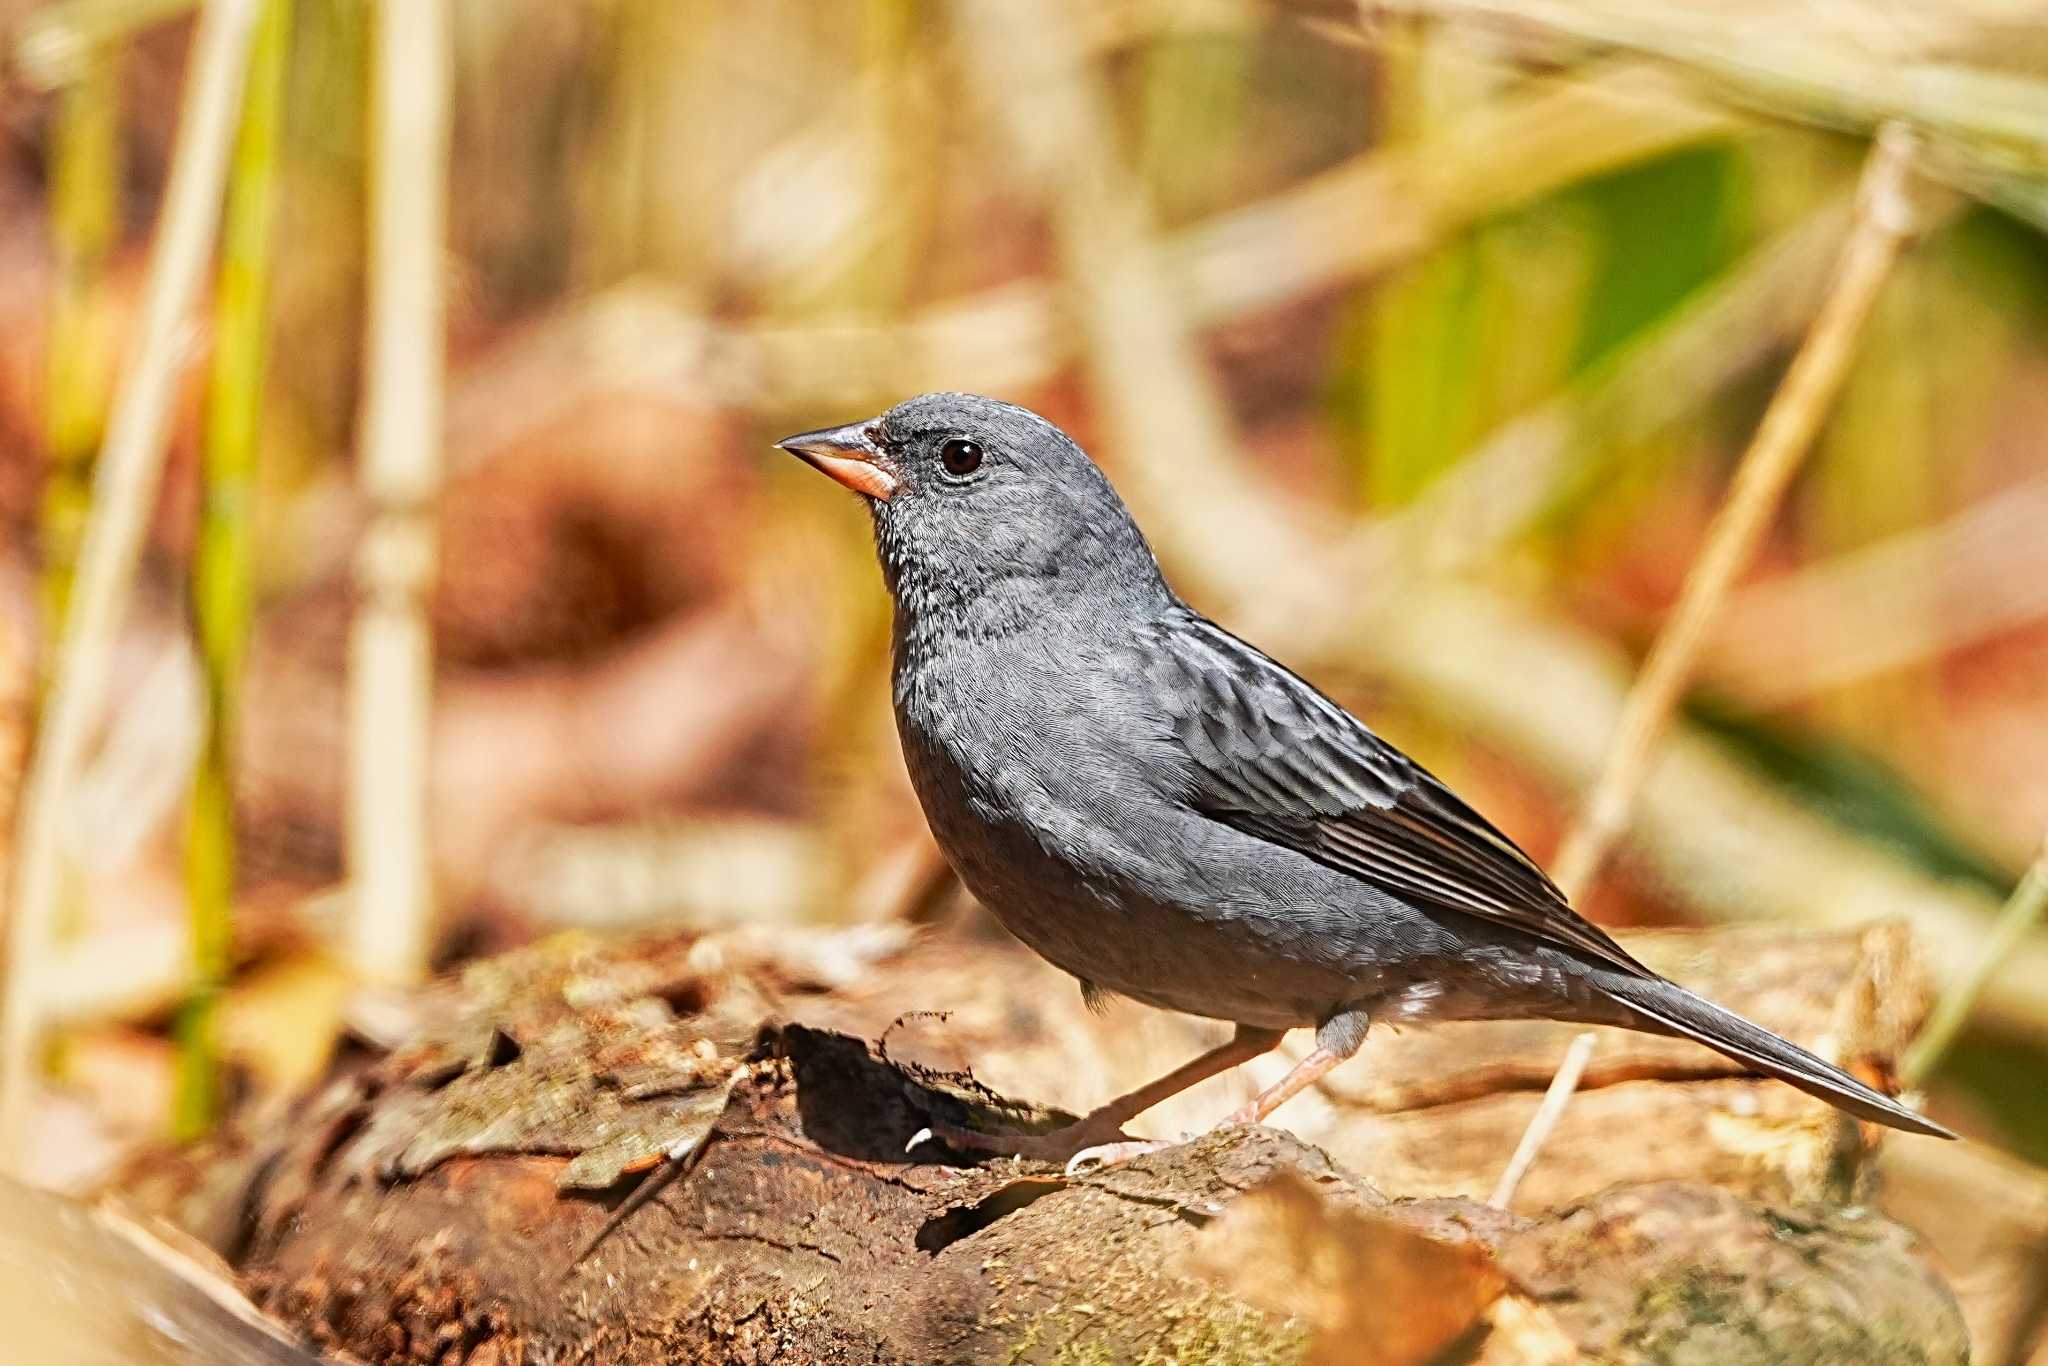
[1549,124,1923,903]
[177,0,290,1140]
[346,0,451,986]
[1904,838,2048,1086]
[0,0,261,1175]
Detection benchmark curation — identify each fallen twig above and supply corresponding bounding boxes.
[1489,1031,1598,1208]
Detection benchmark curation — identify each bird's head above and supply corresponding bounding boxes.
[777,392,1169,629]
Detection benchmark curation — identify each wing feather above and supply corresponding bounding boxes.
[1150,614,1644,974]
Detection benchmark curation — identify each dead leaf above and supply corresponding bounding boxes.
[1191,1172,1504,1366]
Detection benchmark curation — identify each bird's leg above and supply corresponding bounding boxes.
[909,1024,1285,1166]
[1218,1006,1369,1128]
[1218,1044,1347,1126]
[1063,1008,1369,1170]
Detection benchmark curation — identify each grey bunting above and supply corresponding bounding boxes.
[778,392,1953,1168]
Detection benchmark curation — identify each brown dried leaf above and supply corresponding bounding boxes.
[1191,1172,1504,1366]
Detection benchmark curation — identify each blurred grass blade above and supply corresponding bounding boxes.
[1683,694,2013,894]
[950,0,1297,604]
[1321,191,1859,602]
[1376,0,2048,184]
[0,0,262,1174]
[178,0,291,1141]
[17,0,199,89]
[1566,144,1745,375]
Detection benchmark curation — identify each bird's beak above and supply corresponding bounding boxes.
[775,420,898,502]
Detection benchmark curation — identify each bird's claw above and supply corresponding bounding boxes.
[1062,1137,1176,1174]
[906,1120,1041,1159]
[903,1116,1160,1167]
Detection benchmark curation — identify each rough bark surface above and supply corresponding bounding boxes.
[131,926,1968,1364]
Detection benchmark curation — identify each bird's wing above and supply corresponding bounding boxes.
[1145,614,1647,975]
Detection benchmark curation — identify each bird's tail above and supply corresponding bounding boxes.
[1592,972,1955,1139]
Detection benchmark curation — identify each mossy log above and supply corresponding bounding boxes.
[131,926,1965,1363]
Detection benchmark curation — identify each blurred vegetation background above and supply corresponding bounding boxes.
[0,0,2045,1304]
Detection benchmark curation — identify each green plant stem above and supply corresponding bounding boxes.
[176,0,290,1141]
[1904,840,2048,1088]
[41,49,124,676]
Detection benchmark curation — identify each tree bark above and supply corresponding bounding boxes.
[128,924,1966,1364]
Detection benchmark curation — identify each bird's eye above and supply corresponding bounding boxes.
[939,438,983,477]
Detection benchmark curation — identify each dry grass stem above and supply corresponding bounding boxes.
[1550,124,1924,902]
[0,0,261,1176]
[1489,1031,1598,1208]
[345,0,453,986]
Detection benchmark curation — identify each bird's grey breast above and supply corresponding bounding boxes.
[897,625,1161,869]
[895,620,1197,942]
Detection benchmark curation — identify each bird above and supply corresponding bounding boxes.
[777,391,1954,1168]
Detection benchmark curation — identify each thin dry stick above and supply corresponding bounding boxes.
[1549,122,1923,902]
[346,0,451,986]
[0,0,261,1173]
[1902,837,2048,1087]
[1490,1030,1598,1208]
